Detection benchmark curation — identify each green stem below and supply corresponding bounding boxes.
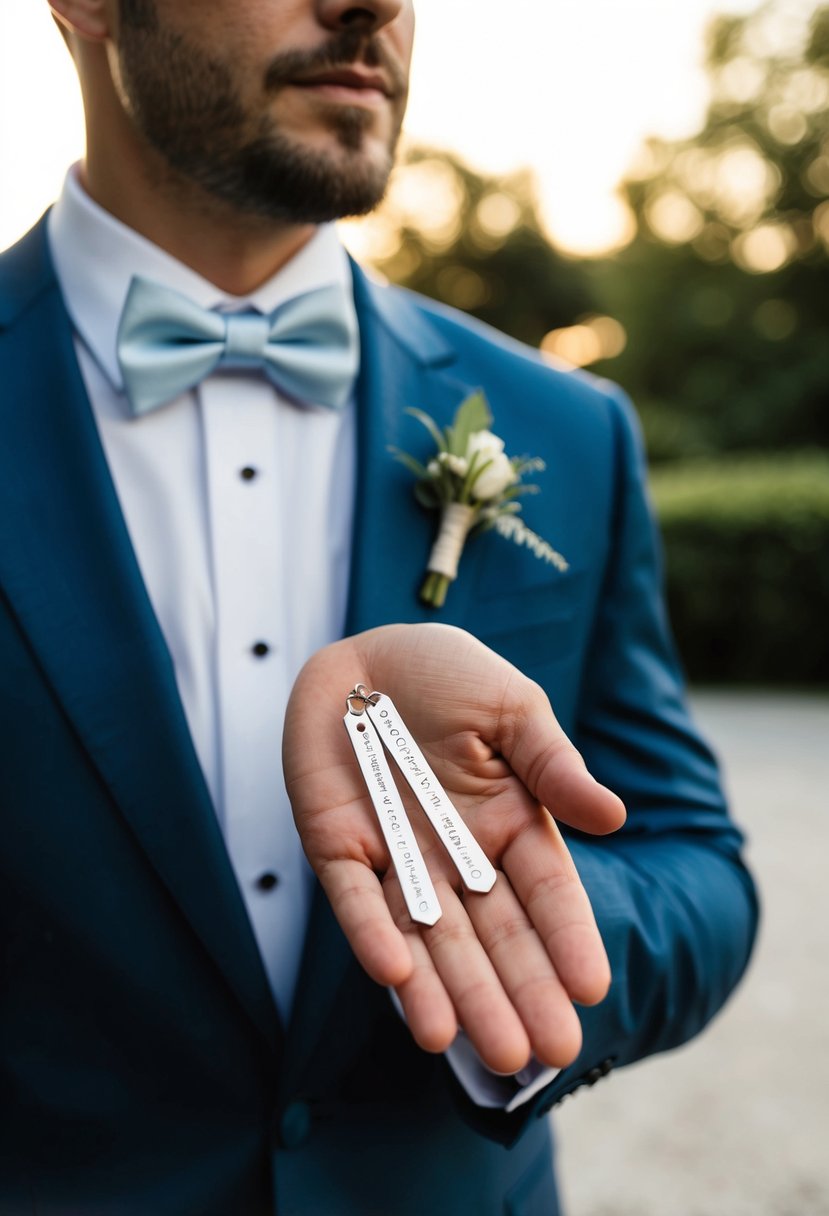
[420,571,451,608]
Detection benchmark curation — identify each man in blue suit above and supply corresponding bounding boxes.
[0,0,758,1213]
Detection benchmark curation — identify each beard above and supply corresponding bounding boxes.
[114,3,407,224]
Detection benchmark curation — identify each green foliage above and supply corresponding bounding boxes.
[445,391,492,459]
[392,391,537,510]
[651,453,829,683]
[361,1,829,682]
[592,1,829,463]
[369,148,597,348]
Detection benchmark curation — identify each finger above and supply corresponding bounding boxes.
[317,858,414,987]
[284,639,370,774]
[380,867,457,1054]
[419,880,532,1075]
[463,875,583,1069]
[504,813,611,1007]
[392,931,459,1055]
[499,678,626,835]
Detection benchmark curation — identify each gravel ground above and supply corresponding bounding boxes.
[554,692,829,1216]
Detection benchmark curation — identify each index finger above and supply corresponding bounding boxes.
[316,857,415,988]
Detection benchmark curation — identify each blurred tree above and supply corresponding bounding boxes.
[592,0,829,461]
[353,146,596,348]
[343,4,829,683]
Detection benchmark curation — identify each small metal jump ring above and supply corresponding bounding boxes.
[345,684,381,715]
[345,688,367,716]
[356,683,381,706]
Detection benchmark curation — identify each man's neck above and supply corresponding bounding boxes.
[80,154,318,297]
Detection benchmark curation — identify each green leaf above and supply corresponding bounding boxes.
[513,456,546,478]
[448,390,493,458]
[389,446,431,481]
[501,483,541,500]
[464,454,493,502]
[414,481,441,509]
[437,472,458,506]
[405,408,448,453]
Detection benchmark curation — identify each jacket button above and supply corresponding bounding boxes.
[585,1067,604,1086]
[599,1057,614,1076]
[279,1100,311,1149]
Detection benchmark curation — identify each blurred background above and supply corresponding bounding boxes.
[2,1,827,1211]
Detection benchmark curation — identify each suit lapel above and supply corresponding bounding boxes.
[0,221,282,1054]
[346,264,488,633]
[283,264,489,1086]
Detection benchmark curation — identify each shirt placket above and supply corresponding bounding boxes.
[199,372,309,1015]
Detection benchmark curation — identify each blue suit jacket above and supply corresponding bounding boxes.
[0,218,758,1216]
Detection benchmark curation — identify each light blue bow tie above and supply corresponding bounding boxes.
[116,275,359,416]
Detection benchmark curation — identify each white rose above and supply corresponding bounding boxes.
[438,451,470,477]
[466,430,505,461]
[466,430,516,500]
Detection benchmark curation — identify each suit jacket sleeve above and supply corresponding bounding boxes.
[449,383,760,1146]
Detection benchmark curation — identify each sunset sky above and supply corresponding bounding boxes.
[0,0,787,256]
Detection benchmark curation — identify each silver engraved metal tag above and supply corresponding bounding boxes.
[343,707,442,926]
[366,694,497,894]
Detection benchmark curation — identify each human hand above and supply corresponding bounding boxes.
[283,623,625,1075]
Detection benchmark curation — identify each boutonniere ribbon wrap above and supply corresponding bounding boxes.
[393,391,569,608]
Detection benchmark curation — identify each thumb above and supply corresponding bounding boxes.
[498,678,626,835]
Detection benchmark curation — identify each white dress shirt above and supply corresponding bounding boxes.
[49,166,356,1018]
[48,166,553,1111]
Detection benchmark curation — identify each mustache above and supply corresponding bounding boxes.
[264,30,408,99]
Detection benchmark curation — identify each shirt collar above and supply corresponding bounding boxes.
[47,164,355,392]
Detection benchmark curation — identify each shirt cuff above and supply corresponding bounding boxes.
[389,989,559,1113]
[444,1029,560,1113]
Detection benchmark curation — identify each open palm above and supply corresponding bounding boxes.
[284,623,625,1075]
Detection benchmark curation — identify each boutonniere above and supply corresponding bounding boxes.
[392,390,569,608]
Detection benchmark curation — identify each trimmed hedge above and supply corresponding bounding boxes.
[650,452,829,685]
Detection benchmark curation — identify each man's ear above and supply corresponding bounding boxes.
[49,0,111,43]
